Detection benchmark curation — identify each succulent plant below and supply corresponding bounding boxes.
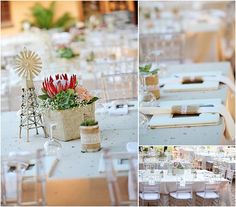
[80,119,98,126]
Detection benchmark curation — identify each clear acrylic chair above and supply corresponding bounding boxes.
[101,72,138,103]
[1,149,46,206]
[139,182,161,206]
[139,31,185,64]
[103,148,137,206]
[169,181,193,206]
[143,163,156,171]
[226,169,234,185]
[196,182,220,206]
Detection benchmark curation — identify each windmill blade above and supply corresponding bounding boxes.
[14,47,42,80]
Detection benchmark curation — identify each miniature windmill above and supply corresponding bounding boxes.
[14,47,46,142]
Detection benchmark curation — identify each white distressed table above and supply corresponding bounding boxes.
[139,169,231,206]
[1,110,137,205]
[139,62,235,145]
[1,110,137,179]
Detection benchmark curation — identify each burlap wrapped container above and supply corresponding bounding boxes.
[80,125,101,152]
[145,74,160,99]
[43,103,95,141]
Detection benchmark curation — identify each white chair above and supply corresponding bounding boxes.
[196,182,220,206]
[219,166,227,179]
[101,72,138,102]
[103,148,137,206]
[139,182,161,206]
[226,169,234,185]
[139,32,185,64]
[169,182,193,206]
[1,149,46,206]
[143,163,156,171]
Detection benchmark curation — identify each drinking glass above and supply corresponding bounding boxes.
[44,124,62,158]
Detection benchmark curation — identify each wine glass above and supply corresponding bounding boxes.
[44,124,62,158]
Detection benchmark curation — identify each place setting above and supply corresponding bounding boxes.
[138,1,235,145]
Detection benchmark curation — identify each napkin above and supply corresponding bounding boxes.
[140,104,235,140]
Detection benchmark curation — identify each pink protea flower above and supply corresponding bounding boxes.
[42,74,77,98]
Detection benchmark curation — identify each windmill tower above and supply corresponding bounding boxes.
[14,47,46,142]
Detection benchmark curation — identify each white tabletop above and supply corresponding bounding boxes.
[1,110,137,179]
[139,62,234,145]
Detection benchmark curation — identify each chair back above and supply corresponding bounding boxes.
[176,181,192,198]
[142,182,160,194]
[226,169,234,184]
[1,149,46,206]
[103,148,137,206]
[144,163,156,171]
[139,32,185,63]
[101,72,138,102]
[204,182,220,197]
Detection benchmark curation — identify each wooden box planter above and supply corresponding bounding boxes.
[43,103,95,141]
[80,125,101,152]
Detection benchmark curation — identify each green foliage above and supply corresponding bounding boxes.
[57,47,79,59]
[87,97,99,105]
[30,2,75,30]
[144,13,151,19]
[52,90,77,110]
[86,51,95,63]
[139,64,159,75]
[80,119,98,126]
[74,34,86,42]
[39,89,98,110]
[38,94,49,100]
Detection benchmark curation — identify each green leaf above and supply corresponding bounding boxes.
[54,12,75,29]
[67,88,74,95]
[81,119,98,126]
[38,94,49,100]
[139,64,152,73]
[151,68,159,75]
[139,64,159,75]
[29,2,74,30]
[87,97,99,104]
[41,88,46,93]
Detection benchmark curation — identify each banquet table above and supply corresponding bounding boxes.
[139,62,235,145]
[218,158,236,170]
[139,169,231,206]
[1,110,137,205]
[139,9,227,62]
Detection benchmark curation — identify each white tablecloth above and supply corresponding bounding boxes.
[139,169,231,205]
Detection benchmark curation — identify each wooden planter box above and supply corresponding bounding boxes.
[43,103,95,141]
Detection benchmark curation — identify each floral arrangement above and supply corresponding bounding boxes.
[139,64,159,75]
[56,46,79,59]
[38,74,98,110]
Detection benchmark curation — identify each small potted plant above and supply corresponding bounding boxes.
[139,64,160,99]
[38,73,98,141]
[80,119,101,153]
[56,46,79,59]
